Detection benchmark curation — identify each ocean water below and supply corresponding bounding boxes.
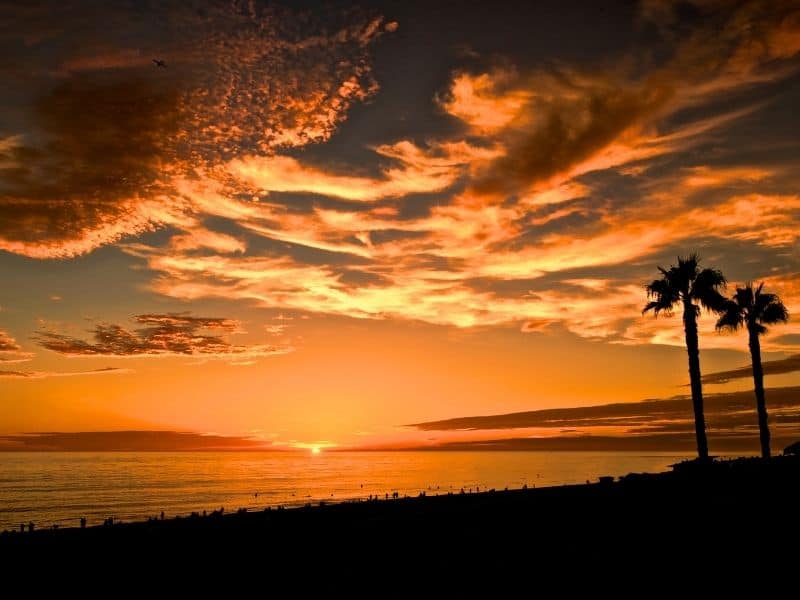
[0,451,694,531]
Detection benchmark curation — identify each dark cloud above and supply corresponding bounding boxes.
[404,385,800,451]
[703,354,800,384]
[772,334,800,346]
[0,73,183,256]
[0,430,269,451]
[408,385,800,432]
[464,0,800,197]
[473,77,671,196]
[35,313,290,359]
[0,1,392,258]
[411,432,790,452]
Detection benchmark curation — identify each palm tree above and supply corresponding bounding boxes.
[643,254,727,460]
[715,283,789,459]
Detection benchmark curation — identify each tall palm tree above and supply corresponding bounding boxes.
[643,254,727,460]
[716,283,789,459]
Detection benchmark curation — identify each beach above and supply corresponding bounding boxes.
[3,455,798,586]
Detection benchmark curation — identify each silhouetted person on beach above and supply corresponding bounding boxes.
[161,511,165,520]
[28,522,34,532]
[80,517,86,529]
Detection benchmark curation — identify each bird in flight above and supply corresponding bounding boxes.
[152,59,167,68]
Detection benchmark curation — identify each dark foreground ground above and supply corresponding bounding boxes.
[2,456,799,589]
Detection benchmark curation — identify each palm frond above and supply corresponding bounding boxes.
[754,290,779,316]
[715,300,743,332]
[760,300,789,326]
[692,267,727,312]
[750,282,789,331]
[643,300,674,316]
[643,273,680,315]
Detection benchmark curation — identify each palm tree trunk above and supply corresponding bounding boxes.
[683,301,709,460]
[748,327,770,459]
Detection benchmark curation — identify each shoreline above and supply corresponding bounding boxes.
[3,454,798,539]
[3,455,799,587]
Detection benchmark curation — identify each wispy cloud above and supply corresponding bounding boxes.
[703,354,800,384]
[0,366,131,379]
[230,141,498,202]
[0,430,269,451]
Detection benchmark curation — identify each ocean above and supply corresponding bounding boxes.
[0,450,696,531]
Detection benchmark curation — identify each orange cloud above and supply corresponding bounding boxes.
[439,70,530,133]
[229,140,498,202]
[0,329,33,363]
[170,227,246,254]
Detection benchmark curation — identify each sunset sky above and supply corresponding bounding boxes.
[1,0,800,451]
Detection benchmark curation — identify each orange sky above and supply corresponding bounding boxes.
[1,1,800,450]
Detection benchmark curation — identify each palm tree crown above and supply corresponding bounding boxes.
[716,282,789,335]
[643,254,727,317]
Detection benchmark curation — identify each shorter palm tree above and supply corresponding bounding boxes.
[716,283,789,458]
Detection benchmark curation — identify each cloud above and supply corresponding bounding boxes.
[169,228,246,254]
[703,354,800,384]
[3,1,799,355]
[0,2,393,258]
[439,69,531,134]
[229,140,499,202]
[404,385,800,450]
[0,430,270,451]
[401,434,755,452]
[0,328,33,363]
[0,73,190,258]
[0,366,131,379]
[124,185,800,339]
[431,1,800,203]
[35,313,291,360]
